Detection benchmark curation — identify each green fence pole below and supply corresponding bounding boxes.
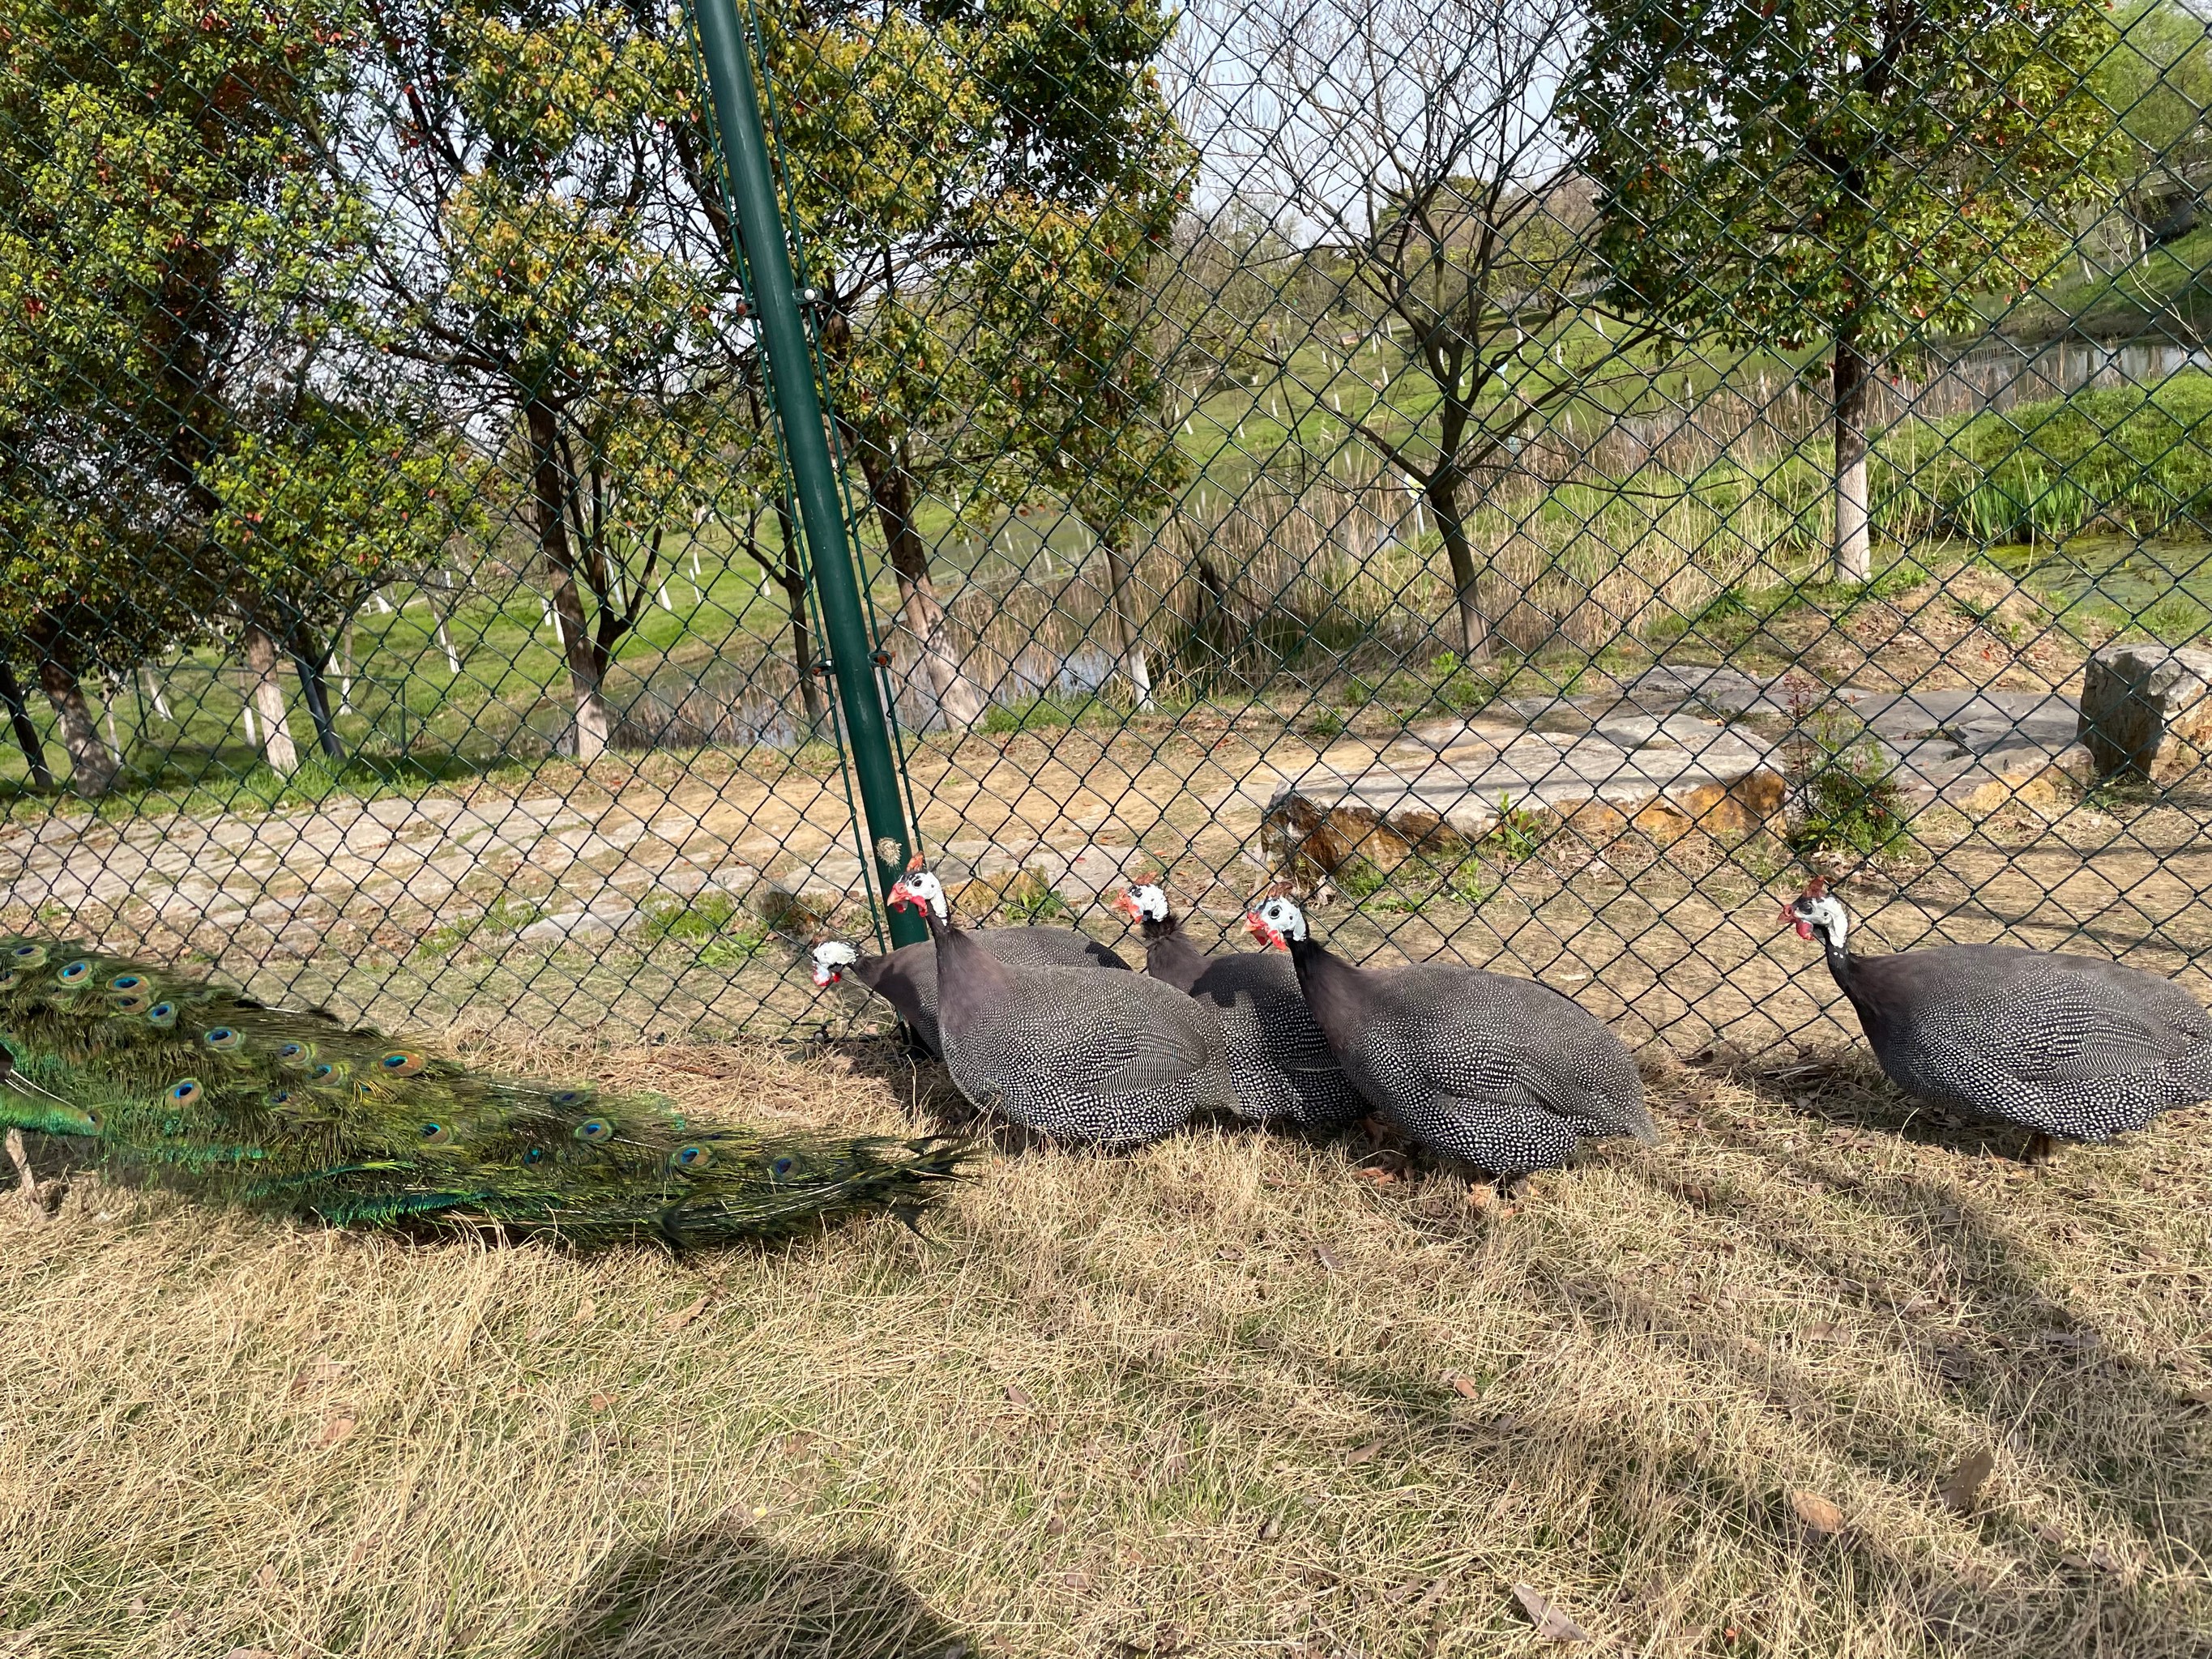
[687,0,925,947]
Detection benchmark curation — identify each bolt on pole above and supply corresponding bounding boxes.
[686,0,926,947]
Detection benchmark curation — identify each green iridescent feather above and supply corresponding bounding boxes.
[0,938,966,1247]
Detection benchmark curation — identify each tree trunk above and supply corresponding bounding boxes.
[35,658,117,797]
[1427,471,1489,661]
[527,400,611,761]
[0,663,52,788]
[1831,334,1873,585]
[290,639,344,761]
[848,441,985,727]
[1091,519,1154,710]
[239,623,300,774]
[770,496,829,730]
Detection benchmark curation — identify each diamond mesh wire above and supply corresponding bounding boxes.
[3,0,2210,1062]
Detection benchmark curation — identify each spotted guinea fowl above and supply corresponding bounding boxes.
[886,859,1236,1147]
[810,919,1126,1059]
[1245,891,1653,1180]
[1110,878,1361,1132]
[1780,877,2212,1159]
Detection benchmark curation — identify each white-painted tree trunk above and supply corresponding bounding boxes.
[240,624,299,774]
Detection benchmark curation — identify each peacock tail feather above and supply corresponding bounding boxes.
[0,938,966,1247]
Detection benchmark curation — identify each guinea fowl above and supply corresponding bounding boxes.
[1110,879,1362,1131]
[887,859,1236,1147]
[1780,877,2212,1159]
[811,922,1125,1059]
[1245,891,1653,1180]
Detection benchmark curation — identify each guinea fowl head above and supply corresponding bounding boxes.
[1245,892,1308,949]
[809,940,860,987]
[886,857,949,920]
[1112,880,1171,926]
[1779,877,1848,948]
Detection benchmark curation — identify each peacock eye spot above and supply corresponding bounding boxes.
[379,1051,426,1076]
[267,1090,293,1106]
[668,1144,713,1171]
[573,1118,614,1145]
[203,1027,243,1052]
[770,1156,796,1179]
[523,1145,544,1164]
[420,1123,453,1146]
[147,1002,177,1027]
[9,944,41,961]
[0,971,17,992]
[169,1078,203,1106]
[311,1062,340,1081]
[549,1090,591,1110]
[109,975,141,992]
[56,960,91,984]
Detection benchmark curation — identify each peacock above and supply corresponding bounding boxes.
[0,937,966,1247]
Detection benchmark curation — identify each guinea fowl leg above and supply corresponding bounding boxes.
[2023,1131,2055,1166]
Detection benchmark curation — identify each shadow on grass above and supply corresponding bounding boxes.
[546,1521,976,1659]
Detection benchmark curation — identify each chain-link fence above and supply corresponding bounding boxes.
[5,0,2210,1057]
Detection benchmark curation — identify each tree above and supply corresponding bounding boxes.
[1189,0,1667,660]
[1571,0,2122,583]
[0,0,425,788]
[971,198,1193,707]
[730,0,1195,727]
[364,1,747,761]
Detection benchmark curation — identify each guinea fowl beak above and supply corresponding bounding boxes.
[1775,902,1813,940]
[1245,912,1284,950]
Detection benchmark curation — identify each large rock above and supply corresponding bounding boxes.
[2077,643,2212,783]
[1262,711,1786,876]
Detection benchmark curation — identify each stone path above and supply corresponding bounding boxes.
[1261,666,2091,875]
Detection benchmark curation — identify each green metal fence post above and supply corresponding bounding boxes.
[687,0,925,946]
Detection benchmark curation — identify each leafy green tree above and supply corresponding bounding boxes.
[1572,0,2122,583]
[366,2,749,761]
[0,0,449,790]
[741,0,1195,726]
[969,198,1192,706]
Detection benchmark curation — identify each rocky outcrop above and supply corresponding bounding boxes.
[2077,643,2212,783]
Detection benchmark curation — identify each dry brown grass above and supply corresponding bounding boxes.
[3,1034,2209,1659]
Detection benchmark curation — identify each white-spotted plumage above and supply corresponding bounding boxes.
[1783,879,2212,1144]
[1112,882,1361,1130]
[1249,893,1652,1175]
[809,928,1125,1056]
[890,864,1235,1145]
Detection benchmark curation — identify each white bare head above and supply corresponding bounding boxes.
[1245,892,1307,949]
[1779,877,1848,949]
[1112,881,1171,926]
[810,940,860,987]
[886,859,948,921]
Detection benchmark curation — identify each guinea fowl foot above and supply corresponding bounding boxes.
[2022,1131,2056,1166]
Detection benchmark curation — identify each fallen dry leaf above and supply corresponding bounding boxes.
[1789,1491,1844,1535]
[658,1294,711,1333]
[1448,1374,1481,1399]
[2089,1543,2124,1574]
[315,1414,357,1449]
[1004,1383,1036,1408]
[1939,1448,1996,1513]
[1510,1582,1590,1642]
[254,1563,280,1592]
[587,1392,617,1411]
[1344,1436,1387,1465]
[573,1295,597,1328]
[1315,1242,1345,1272]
